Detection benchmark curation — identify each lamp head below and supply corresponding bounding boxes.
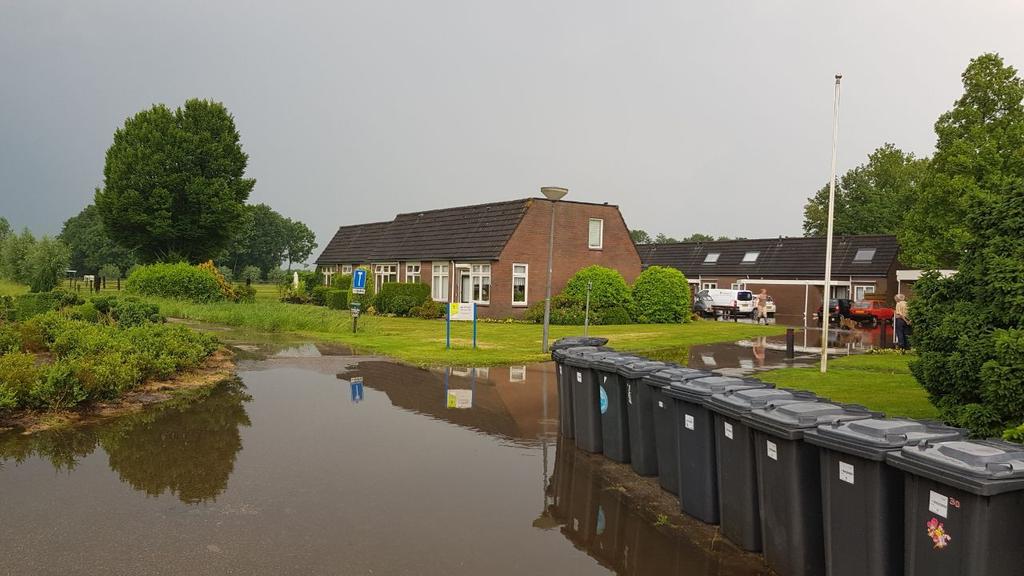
[540,187,568,201]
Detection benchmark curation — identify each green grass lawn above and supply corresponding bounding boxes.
[0,279,28,297]
[148,297,785,366]
[758,352,938,419]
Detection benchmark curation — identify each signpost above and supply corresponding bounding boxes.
[350,301,361,333]
[446,302,477,350]
[350,376,364,403]
[352,268,367,295]
[443,367,476,409]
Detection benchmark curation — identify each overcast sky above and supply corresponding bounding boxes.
[3,1,1024,260]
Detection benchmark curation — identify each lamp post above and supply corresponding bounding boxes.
[541,186,568,353]
[821,74,842,373]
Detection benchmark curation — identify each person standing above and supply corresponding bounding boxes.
[755,289,769,324]
[894,294,910,351]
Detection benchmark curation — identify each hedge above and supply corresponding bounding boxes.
[348,266,376,311]
[326,289,349,310]
[13,289,84,321]
[125,263,228,302]
[631,266,691,323]
[376,283,431,316]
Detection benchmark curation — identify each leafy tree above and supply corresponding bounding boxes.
[217,265,234,282]
[59,204,137,275]
[25,236,71,292]
[900,54,1024,268]
[95,99,255,263]
[630,229,651,244]
[803,144,929,237]
[284,218,317,271]
[221,204,287,276]
[654,233,679,244]
[0,228,36,284]
[0,217,10,241]
[239,266,262,284]
[98,264,122,280]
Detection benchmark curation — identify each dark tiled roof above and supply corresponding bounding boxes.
[314,199,531,264]
[637,235,899,278]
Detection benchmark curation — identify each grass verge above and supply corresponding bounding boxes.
[0,280,28,297]
[757,352,938,419]
[149,297,786,366]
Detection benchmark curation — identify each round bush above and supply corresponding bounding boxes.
[125,263,227,302]
[563,265,632,309]
[631,266,691,323]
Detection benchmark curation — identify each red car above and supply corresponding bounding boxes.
[847,300,894,326]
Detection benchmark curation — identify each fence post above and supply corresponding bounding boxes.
[786,328,795,358]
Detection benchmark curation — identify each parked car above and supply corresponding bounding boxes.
[847,300,894,327]
[697,288,756,319]
[692,292,715,318]
[815,298,853,325]
[761,295,776,319]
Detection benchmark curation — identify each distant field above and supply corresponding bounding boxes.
[0,279,28,297]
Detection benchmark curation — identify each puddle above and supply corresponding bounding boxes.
[1,342,770,575]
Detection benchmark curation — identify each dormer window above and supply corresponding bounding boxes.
[854,248,876,262]
[742,251,760,263]
[703,252,720,264]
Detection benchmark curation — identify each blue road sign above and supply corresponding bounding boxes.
[350,377,364,403]
[352,268,367,294]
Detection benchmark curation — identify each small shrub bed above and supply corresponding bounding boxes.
[125,262,230,302]
[310,285,333,306]
[410,299,445,319]
[376,283,431,316]
[12,289,83,321]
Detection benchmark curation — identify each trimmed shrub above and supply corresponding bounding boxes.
[326,289,349,310]
[410,299,445,319]
[13,289,83,321]
[234,283,256,303]
[596,305,633,325]
[31,359,88,409]
[563,265,632,309]
[332,274,353,290]
[299,270,321,293]
[376,283,431,316]
[348,266,376,311]
[0,352,42,410]
[125,262,227,302]
[523,294,586,325]
[0,324,20,353]
[310,285,333,306]
[631,266,691,323]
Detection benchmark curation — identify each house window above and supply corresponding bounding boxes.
[509,365,527,382]
[731,283,746,290]
[512,263,528,305]
[854,248,876,262]
[701,281,718,291]
[374,263,398,291]
[406,264,421,283]
[854,285,876,301]
[470,264,491,304]
[742,251,760,263]
[588,218,604,249]
[432,264,449,301]
[341,265,353,275]
[703,253,720,264]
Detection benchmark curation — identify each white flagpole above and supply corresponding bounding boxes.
[821,74,842,373]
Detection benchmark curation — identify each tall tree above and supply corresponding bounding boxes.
[0,217,11,241]
[221,204,288,277]
[59,204,137,275]
[653,233,679,244]
[900,53,1024,268]
[803,143,928,237]
[629,229,651,244]
[25,237,70,292]
[283,218,317,271]
[95,99,255,263]
[0,228,36,284]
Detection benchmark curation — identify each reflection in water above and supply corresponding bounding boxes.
[0,378,251,503]
[546,437,768,576]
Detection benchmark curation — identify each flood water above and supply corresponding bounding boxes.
[0,337,769,575]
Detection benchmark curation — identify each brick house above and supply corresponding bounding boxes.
[637,235,901,325]
[314,198,642,318]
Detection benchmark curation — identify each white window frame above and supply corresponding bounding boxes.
[374,263,398,291]
[405,263,421,283]
[588,218,604,249]
[470,263,491,305]
[703,252,720,264]
[341,265,353,275]
[431,264,449,301]
[742,251,760,263]
[854,284,876,301]
[701,281,718,291]
[731,283,746,290]
[511,263,528,306]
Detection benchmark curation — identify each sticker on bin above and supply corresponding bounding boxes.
[627,384,632,405]
[839,461,855,485]
[766,440,778,461]
[684,414,695,430]
[576,372,582,383]
[603,375,608,383]
[658,400,664,408]
[724,422,734,439]
[928,491,948,518]
[599,386,609,414]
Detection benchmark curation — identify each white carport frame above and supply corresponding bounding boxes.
[737,278,852,327]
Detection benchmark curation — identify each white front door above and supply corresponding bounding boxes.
[460,272,471,303]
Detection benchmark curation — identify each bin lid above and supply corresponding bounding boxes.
[665,376,769,405]
[617,359,671,379]
[805,418,965,461]
[886,439,1024,495]
[551,336,609,350]
[592,353,643,372]
[744,400,881,440]
[706,387,821,420]
[643,367,716,388]
[551,344,609,362]
[563,348,622,368]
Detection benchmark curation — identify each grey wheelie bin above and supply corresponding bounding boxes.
[591,354,643,463]
[645,367,716,495]
[745,400,881,576]
[564,348,625,453]
[706,387,822,552]
[553,345,606,439]
[886,439,1024,576]
[664,376,769,524]
[804,418,963,576]
[619,359,671,476]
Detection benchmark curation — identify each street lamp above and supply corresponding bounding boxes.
[541,186,568,353]
[821,74,842,373]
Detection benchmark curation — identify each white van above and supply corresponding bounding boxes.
[696,289,756,318]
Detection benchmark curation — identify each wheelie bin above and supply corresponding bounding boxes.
[705,387,823,552]
[619,359,671,476]
[745,400,881,576]
[645,367,716,495]
[552,345,607,438]
[564,348,625,453]
[591,354,643,463]
[886,438,1024,576]
[804,418,963,576]
[664,376,769,524]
